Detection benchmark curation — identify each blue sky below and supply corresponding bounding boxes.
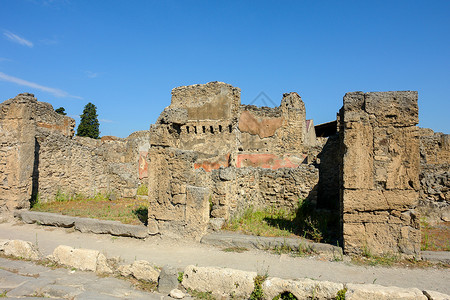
[0,0,449,138]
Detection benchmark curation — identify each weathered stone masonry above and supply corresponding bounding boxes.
[418,128,450,223]
[1,83,449,257]
[147,82,320,240]
[0,93,149,219]
[339,91,421,256]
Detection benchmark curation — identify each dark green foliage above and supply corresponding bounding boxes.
[55,107,67,115]
[77,102,100,139]
[273,292,297,300]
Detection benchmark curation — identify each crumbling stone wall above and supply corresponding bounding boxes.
[148,82,320,238]
[214,166,318,219]
[0,94,75,218]
[339,91,421,256]
[418,128,450,223]
[36,133,146,201]
[0,94,149,217]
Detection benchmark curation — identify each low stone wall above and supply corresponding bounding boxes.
[209,165,319,219]
[36,131,149,202]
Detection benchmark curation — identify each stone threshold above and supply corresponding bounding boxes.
[201,231,343,258]
[14,210,148,239]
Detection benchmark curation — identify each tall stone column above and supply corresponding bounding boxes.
[340,91,420,256]
[0,94,37,218]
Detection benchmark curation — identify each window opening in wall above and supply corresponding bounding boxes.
[186,126,190,134]
[202,126,206,133]
[194,126,197,134]
[219,125,222,132]
[210,126,214,134]
[228,125,232,133]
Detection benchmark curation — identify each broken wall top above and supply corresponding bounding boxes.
[342,91,418,127]
[1,93,75,138]
[168,81,241,121]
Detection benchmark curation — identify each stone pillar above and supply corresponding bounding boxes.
[0,94,37,218]
[340,91,420,256]
[147,147,210,240]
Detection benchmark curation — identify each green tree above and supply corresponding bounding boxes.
[77,102,100,139]
[55,107,67,115]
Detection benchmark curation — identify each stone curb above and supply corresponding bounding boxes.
[0,238,449,300]
[421,251,450,265]
[201,231,343,257]
[14,210,148,239]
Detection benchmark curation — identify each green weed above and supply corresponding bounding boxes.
[336,288,347,300]
[222,247,248,253]
[136,184,148,196]
[55,189,70,202]
[187,288,215,300]
[250,274,268,300]
[178,271,184,283]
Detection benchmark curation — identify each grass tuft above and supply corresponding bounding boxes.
[136,184,148,196]
[31,193,148,225]
[223,199,338,243]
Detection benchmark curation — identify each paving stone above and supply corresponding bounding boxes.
[158,265,179,294]
[41,284,84,298]
[0,269,29,289]
[6,277,56,297]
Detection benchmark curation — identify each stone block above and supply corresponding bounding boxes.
[342,190,417,213]
[15,210,76,227]
[158,265,179,294]
[0,239,40,260]
[219,167,235,181]
[185,186,210,240]
[74,217,148,238]
[341,122,374,189]
[50,245,101,272]
[346,283,427,300]
[170,289,185,299]
[364,91,418,127]
[118,260,160,282]
[209,218,225,231]
[172,194,186,205]
[182,265,256,299]
[262,277,343,300]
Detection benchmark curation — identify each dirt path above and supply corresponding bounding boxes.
[1,222,449,295]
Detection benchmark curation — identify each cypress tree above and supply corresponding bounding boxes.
[77,102,100,139]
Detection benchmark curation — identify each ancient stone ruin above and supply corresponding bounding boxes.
[147,82,320,239]
[1,82,448,257]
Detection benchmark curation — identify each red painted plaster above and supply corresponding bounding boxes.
[139,151,148,179]
[236,153,305,169]
[194,154,230,172]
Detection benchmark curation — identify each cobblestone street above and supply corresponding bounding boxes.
[0,257,165,299]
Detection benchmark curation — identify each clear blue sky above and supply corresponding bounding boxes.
[1,0,449,138]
